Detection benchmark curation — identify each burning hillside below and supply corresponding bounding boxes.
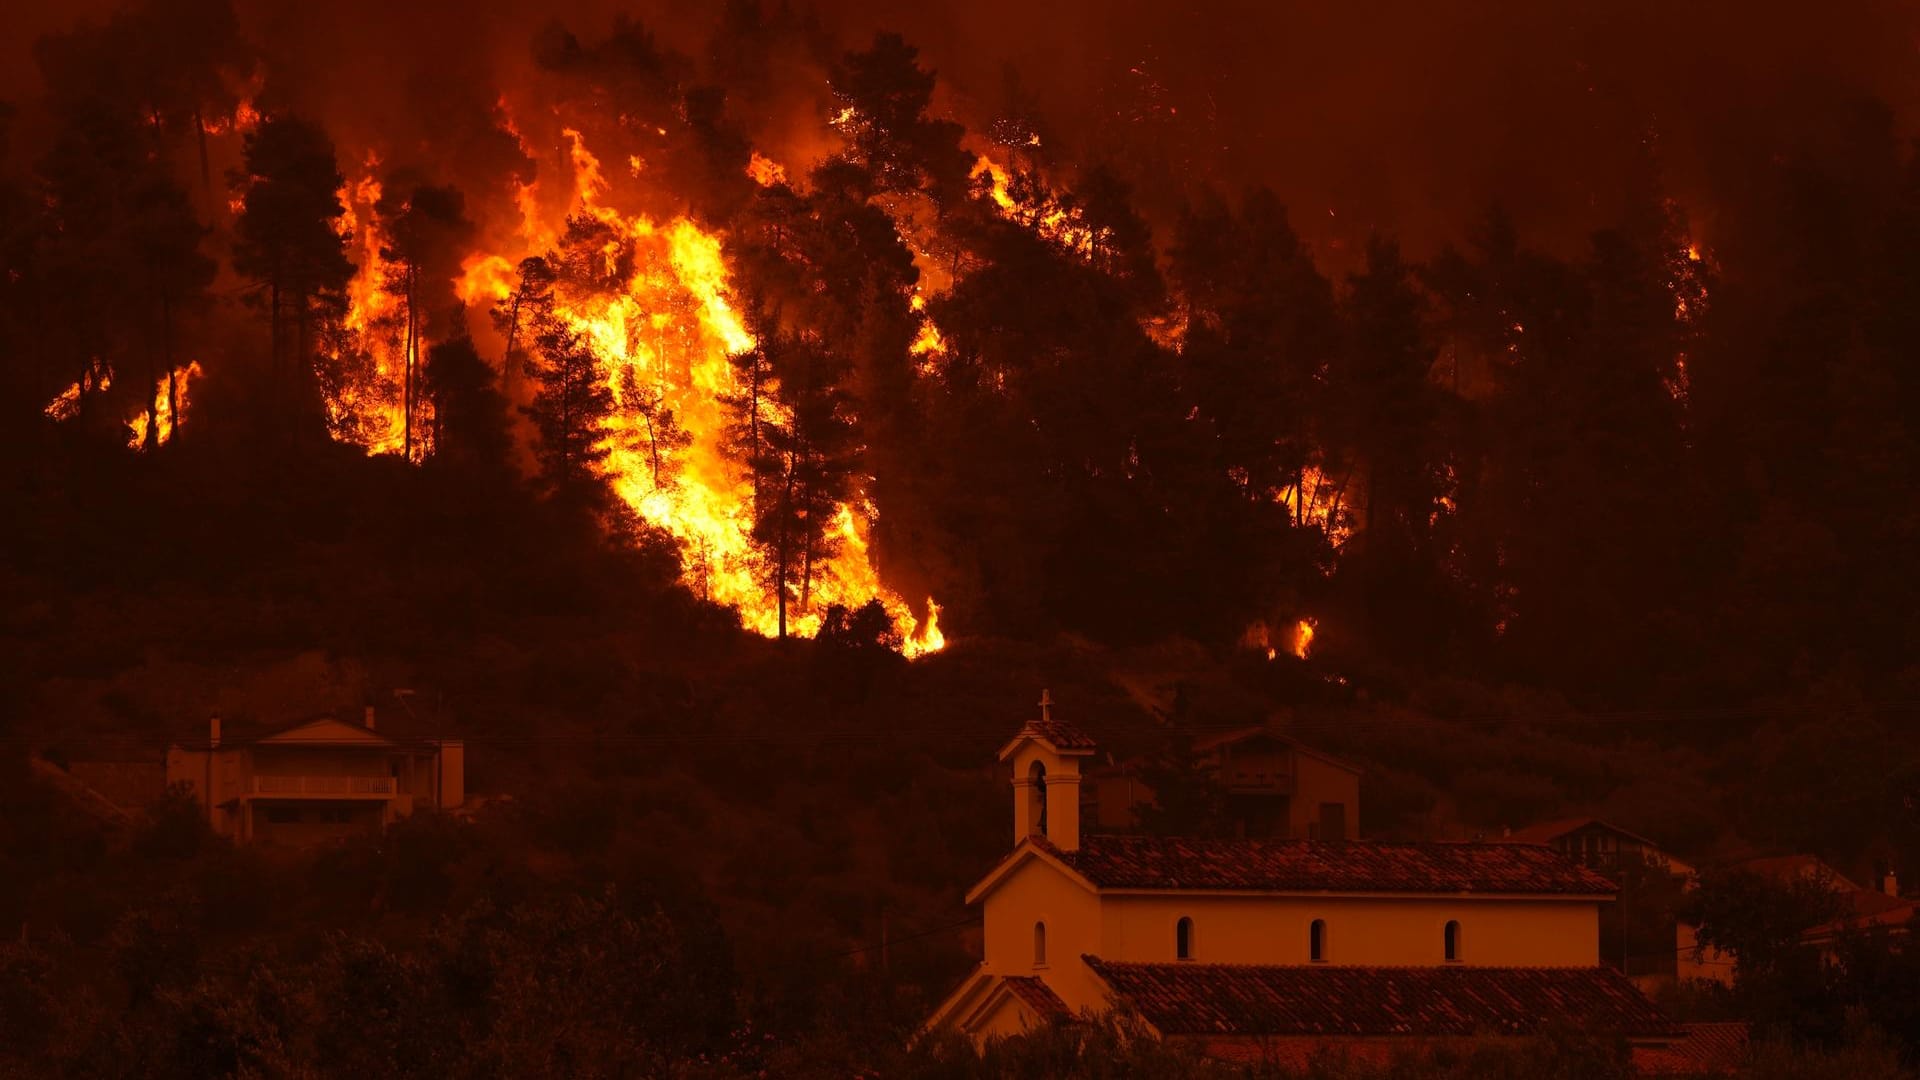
[18,0,1920,696]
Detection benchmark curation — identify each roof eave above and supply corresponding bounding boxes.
[996,734,1098,762]
[965,840,1102,904]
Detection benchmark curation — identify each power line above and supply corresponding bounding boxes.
[16,696,1920,752]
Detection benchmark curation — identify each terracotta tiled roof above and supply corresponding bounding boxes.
[1084,959,1679,1038]
[1023,718,1097,750]
[1044,834,1616,895]
[1001,976,1073,1022]
[1634,1022,1750,1075]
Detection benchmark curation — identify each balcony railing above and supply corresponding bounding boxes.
[1225,774,1293,795]
[252,775,396,796]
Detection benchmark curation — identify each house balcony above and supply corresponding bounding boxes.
[1225,775,1294,796]
[250,775,396,798]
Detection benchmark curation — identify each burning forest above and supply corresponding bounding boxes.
[7,0,1920,1076]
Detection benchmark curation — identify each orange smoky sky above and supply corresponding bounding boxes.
[8,0,1918,265]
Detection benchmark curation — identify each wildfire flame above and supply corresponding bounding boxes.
[43,368,108,421]
[746,151,787,188]
[1277,465,1354,548]
[1287,617,1316,660]
[969,155,1098,256]
[336,124,945,656]
[41,360,200,450]
[128,361,201,448]
[1236,618,1313,661]
[326,169,414,455]
[1241,617,1316,661]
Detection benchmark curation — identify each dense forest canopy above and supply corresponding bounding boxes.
[5,0,1920,1074]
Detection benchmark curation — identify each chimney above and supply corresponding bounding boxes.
[363,705,376,731]
[1886,871,1900,898]
[209,716,221,748]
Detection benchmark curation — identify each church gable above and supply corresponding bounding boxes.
[925,972,1075,1042]
[965,837,1098,905]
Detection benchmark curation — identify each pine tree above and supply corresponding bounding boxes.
[376,179,473,459]
[425,336,512,474]
[521,310,612,508]
[229,115,354,425]
[743,334,857,637]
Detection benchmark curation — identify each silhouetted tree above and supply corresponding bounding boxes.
[493,255,556,397]
[746,334,858,637]
[376,179,473,459]
[522,310,612,509]
[424,336,512,474]
[229,115,354,427]
[830,33,971,206]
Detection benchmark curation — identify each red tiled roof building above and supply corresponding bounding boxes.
[925,701,1726,1074]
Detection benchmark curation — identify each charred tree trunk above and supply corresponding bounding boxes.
[403,264,417,461]
[269,278,282,382]
[775,451,796,639]
[797,437,814,612]
[143,316,161,453]
[746,352,765,504]
[295,289,312,438]
[192,106,212,202]
[502,292,523,397]
[162,294,176,442]
[643,408,663,488]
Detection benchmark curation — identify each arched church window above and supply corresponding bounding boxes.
[1027,759,1048,836]
[1176,916,1194,960]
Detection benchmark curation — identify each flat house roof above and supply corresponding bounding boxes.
[1083,959,1680,1039]
[1030,834,1618,896]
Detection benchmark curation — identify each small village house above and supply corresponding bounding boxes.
[165,711,464,846]
[1505,818,1698,878]
[1678,854,1912,984]
[1086,724,1362,840]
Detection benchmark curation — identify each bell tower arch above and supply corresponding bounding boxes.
[997,690,1096,851]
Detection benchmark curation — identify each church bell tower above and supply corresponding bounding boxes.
[995,690,1097,851]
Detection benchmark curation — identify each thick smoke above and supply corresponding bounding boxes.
[15,0,1910,265]
[222,0,1920,265]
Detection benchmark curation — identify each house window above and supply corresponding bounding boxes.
[1176,917,1194,961]
[1444,920,1461,963]
[1309,919,1327,963]
[1033,921,1047,967]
